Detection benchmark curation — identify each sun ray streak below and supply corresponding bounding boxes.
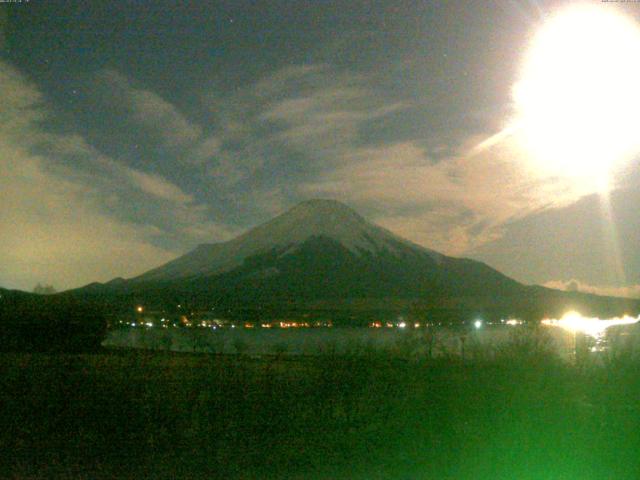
[597,193,627,289]
[467,122,521,158]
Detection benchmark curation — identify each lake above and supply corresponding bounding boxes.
[103,320,640,360]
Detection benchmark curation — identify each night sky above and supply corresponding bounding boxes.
[1,0,640,295]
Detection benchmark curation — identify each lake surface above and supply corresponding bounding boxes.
[103,322,640,360]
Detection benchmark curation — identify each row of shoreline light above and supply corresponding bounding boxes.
[123,311,526,330]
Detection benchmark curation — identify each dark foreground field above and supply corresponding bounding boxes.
[2,333,640,479]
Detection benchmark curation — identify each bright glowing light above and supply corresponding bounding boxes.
[136,306,143,313]
[541,311,639,338]
[398,322,407,329]
[474,320,482,330]
[514,5,640,191]
[505,319,523,326]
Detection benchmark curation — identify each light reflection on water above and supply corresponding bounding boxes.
[104,312,640,359]
[541,311,640,354]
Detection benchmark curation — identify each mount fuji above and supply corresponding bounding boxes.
[127,199,521,297]
[136,199,447,283]
[74,199,638,321]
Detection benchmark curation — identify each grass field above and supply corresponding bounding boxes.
[2,331,640,479]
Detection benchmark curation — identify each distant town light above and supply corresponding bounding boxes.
[474,319,483,329]
[398,322,406,329]
[136,306,143,313]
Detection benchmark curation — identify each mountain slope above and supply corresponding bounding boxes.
[72,199,640,320]
[101,199,524,302]
[147,235,522,303]
[132,199,443,283]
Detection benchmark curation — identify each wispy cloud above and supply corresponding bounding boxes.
[258,77,406,158]
[4,56,633,291]
[40,132,198,206]
[543,279,640,299]
[251,64,329,98]
[97,69,202,148]
[124,168,194,205]
[194,65,410,211]
[185,62,594,255]
[0,60,233,290]
[190,135,222,165]
[0,141,179,290]
[299,136,585,255]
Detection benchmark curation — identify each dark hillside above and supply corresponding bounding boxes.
[0,288,106,352]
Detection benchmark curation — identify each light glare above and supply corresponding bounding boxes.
[541,311,639,338]
[514,5,640,191]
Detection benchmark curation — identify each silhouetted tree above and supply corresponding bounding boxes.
[33,283,57,295]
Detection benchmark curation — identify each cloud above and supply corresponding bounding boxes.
[190,135,222,165]
[543,279,640,299]
[3,57,626,291]
[206,152,263,187]
[251,64,329,98]
[180,220,241,244]
[38,131,199,206]
[97,69,202,147]
[299,136,585,255]
[194,65,410,214]
[124,168,194,204]
[259,79,406,158]
[468,183,640,288]
[0,138,179,291]
[0,60,233,290]
[190,62,595,255]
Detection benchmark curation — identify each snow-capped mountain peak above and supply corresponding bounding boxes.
[132,199,440,282]
[241,199,392,253]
